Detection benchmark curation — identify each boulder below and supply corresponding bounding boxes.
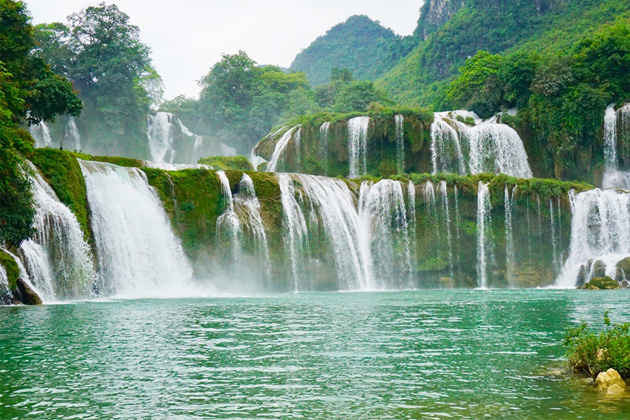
[616,257,630,281]
[594,368,627,392]
[439,277,455,288]
[580,276,620,290]
[607,383,627,397]
[16,278,42,305]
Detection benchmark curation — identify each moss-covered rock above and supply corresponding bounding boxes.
[0,250,20,292]
[198,156,254,171]
[580,277,621,290]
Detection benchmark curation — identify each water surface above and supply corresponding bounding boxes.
[1,289,630,419]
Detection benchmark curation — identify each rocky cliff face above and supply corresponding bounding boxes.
[415,0,466,40]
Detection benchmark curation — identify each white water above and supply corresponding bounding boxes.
[407,181,417,265]
[0,260,10,301]
[278,174,309,290]
[65,117,81,150]
[18,164,96,301]
[235,174,270,277]
[147,112,176,162]
[359,179,413,289]
[604,104,618,171]
[504,185,516,283]
[549,198,560,273]
[320,122,331,175]
[395,114,405,174]
[422,181,439,238]
[216,171,242,262]
[80,160,193,297]
[556,189,630,287]
[476,182,492,288]
[0,248,40,302]
[348,116,370,178]
[431,111,532,178]
[267,126,299,173]
[439,180,454,277]
[30,121,53,148]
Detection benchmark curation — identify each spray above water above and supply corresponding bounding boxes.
[348,116,370,178]
[476,182,492,289]
[80,160,193,298]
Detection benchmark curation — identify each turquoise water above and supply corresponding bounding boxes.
[1,289,630,419]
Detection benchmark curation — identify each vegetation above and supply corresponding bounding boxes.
[565,311,630,380]
[0,0,81,246]
[446,21,630,178]
[33,2,162,157]
[290,15,414,87]
[198,156,253,171]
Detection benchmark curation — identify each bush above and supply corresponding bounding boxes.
[564,311,630,380]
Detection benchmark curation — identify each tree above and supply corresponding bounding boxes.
[333,80,392,113]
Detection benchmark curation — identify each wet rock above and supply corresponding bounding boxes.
[16,278,42,305]
[439,277,454,288]
[616,257,630,281]
[592,260,607,278]
[594,369,627,392]
[580,276,620,290]
[607,383,627,397]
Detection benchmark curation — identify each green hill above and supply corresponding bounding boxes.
[290,15,412,86]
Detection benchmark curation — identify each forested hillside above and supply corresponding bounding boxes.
[290,15,415,87]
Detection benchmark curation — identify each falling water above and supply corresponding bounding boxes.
[359,180,412,289]
[65,116,81,150]
[453,185,462,271]
[147,112,176,162]
[504,185,516,283]
[422,181,439,238]
[80,160,193,297]
[407,181,417,264]
[216,171,242,262]
[430,112,532,178]
[438,181,454,277]
[395,114,405,174]
[476,182,492,288]
[0,261,10,302]
[556,189,630,287]
[348,116,370,178]
[18,164,96,301]
[549,199,561,273]
[268,126,299,173]
[30,121,53,148]
[278,174,309,290]
[235,174,270,277]
[604,104,618,171]
[320,122,331,175]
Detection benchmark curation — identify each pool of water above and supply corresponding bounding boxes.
[1,289,630,418]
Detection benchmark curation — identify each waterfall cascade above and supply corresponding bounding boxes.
[348,116,370,178]
[80,160,193,297]
[556,189,630,287]
[504,185,516,284]
[216,171,242,262]
[476,182,492,288]
[29,122,53,148]
[395,114,405,174]
[267,126,300,173]
[603,104,630,189]
[65,117,81,150]
[439,180,454,277]
[320,122,331,175]
[431,111,533,178]
[17,164,96,302]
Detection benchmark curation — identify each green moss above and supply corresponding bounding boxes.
[27,149,91,240]
[0,250,20,291]
[581,277,621,290]
[198,156,254,171]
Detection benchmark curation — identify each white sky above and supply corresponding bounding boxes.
[26,0,421,100]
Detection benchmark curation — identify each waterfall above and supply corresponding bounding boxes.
[438,181,454,277]
[17,164,96,301]
[431,118,466,175]
[348,116,370,178]
[0,248,38,302]
[407,181,417,265]
[235,174,270,277]
[556,189,630,288]
[30,121,53,148]
[0,263,9,303]
[604,104,618,171]
[422,181,439,238]
[453,185,462,272]
[216,171,242,262]
[359,179,413,289]
[504,185,516,283]
[278,174,309,290]
[79,160,193,297]
[320,122,330,175]
[476,182,492,288]
[431,111,532,178]
[65,117,81,150]
[549,199,560,273]
[147,112,176,163]
[395,114,405,174]
[268,126,299,173]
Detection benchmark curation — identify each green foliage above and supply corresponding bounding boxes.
[565,311,630,379]
[290,15,407,86]
[0,250,20,290]
[34,2,161,157]
[332,81,392,113]
[198,156,254,171]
